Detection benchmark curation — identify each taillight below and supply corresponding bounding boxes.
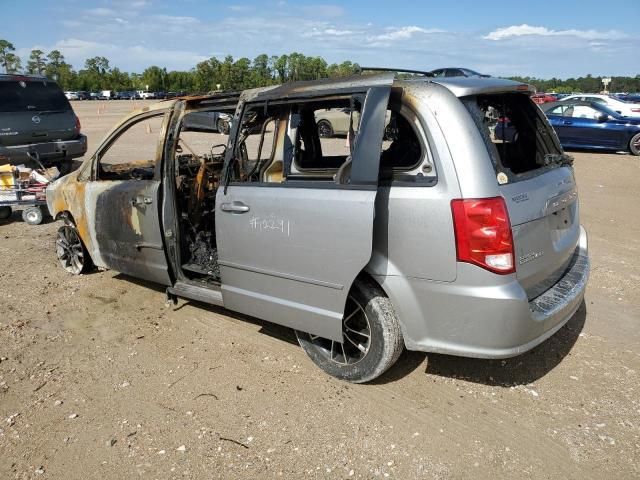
[631,108,640,113]
[451,197,515,275]
[74,114,81,133]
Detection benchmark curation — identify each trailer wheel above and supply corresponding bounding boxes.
[22,206,44,225]
[0,206,11,220]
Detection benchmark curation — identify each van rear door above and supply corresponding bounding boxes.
[464,92,581,299]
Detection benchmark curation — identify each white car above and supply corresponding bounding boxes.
[560,94,640,117]
[64,91,79,101]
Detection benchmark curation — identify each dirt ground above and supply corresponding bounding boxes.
[1,100,639,479]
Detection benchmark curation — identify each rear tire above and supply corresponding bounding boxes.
[0,206,11,220]
[630,133,640,156]
[296,277,404,383]
[22,206,44,225]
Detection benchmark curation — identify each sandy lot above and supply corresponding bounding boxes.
[0,100,639,479]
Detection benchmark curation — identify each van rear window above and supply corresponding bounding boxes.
[0,80,71,112]
[463,93,570,180]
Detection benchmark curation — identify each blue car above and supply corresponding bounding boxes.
[540,101,640,156]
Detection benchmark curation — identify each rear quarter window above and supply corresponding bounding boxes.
[463,93,569,182]
[0,80,71,112]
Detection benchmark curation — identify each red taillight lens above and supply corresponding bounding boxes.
[631,108,640,113]
[451,197,515,275]
[74,115,81,133]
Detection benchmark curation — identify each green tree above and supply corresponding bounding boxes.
[44,50,76,88]
[4,53,22,74]
[141,65,166,91]
[250,53,271,87]
[0,39,16,73]
[79,56,111,90]
[84,56,110,74]
[166,70,194,92]
[109,67,133,91]
[327,61,359,78]
[26,49,46,75]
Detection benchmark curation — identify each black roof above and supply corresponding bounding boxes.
[0,73,52,82]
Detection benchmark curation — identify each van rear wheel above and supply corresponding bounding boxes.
[296,277,404,383]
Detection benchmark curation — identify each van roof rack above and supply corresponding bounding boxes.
[357,67,434,77]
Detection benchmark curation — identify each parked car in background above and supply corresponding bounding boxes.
[560,94,640,117]
[617,93,640,103]
[47,73,588,383]
[181,110,231,134]
[76,91,90,100]
[137,91,157,100]
[429,67,490,78]
[0,74,87,170]
[531,93,557,104]
[99,90,114,100]
[314,107,392,137]
[64,91,79,100]
[115,91,136,100]
[89,92,100,100]
[493,116,517,142]
[541,100,640,156]
[314,107,360,137]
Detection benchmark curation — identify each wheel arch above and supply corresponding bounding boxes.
[54,210,95,263]
[628,131,640,155]
[55,210,74,223]
[350,269,411,349]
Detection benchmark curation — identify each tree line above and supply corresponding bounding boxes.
[1,38,639,93]
[0,39,360,93]
[508,74,640,94]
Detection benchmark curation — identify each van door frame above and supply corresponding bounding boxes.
[215,78,392,341]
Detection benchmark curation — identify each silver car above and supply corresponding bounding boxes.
[47,74,589,383]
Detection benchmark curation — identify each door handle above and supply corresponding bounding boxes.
[221,201,250,213]
[563,121,573,125]
[131,196,153,206]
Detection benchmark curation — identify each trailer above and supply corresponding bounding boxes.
[0,165,56,225]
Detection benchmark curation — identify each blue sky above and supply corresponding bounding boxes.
[3,0,639,78]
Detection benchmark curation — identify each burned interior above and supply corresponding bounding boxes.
[173,109,230,283]
[464,93,567,176]
[173,92,425,285]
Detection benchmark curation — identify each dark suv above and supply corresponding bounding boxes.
[0,75,87,170]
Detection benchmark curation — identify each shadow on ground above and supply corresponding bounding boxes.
[115,273,586,387]
[114,273,300,347]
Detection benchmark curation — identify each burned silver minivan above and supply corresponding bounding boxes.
[47,73,589,382]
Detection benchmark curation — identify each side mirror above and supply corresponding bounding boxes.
[597,113,609,123]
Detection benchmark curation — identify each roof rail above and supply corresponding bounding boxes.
[357,67,434,77]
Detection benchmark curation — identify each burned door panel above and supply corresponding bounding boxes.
[93,180,170,285]
[84,111,172,285]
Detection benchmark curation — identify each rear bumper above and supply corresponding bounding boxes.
[0,135,87,165]
[376,225,589,358]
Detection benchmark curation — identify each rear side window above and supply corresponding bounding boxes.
[0,80,71,112]
[463,93,566,179]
